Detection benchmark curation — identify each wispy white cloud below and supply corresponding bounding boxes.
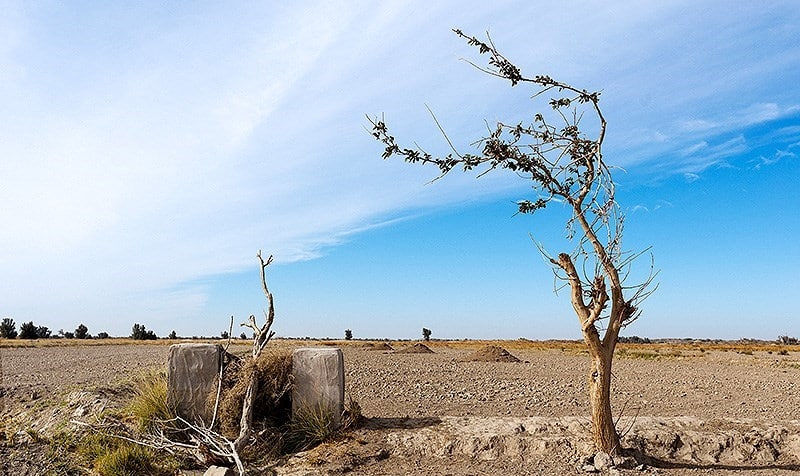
[678,103,799,133]
[752,148,797,169]
[662,135,749,174]
[681,141,708,156]
[652,200,673,211]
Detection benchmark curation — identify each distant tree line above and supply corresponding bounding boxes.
[618,335,652,344]
[3,315,794,345]
[0,318,105,340]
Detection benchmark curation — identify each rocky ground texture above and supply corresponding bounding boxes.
[2,340,800,474]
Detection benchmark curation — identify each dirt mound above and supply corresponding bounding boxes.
[396,343,434,354]
[463,345,521,363]
[364,342,394,351]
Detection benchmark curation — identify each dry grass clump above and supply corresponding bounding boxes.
[616,349,660,360]
[215,349,293,440]
[93,444,168,476]
[43,430,182,476]
[126,371,177,432]
[285,403,340,452]
[286,397,363,452]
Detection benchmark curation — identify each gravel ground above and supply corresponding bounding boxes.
[2,341,800,475]
[342,346,800,421]
[2,342,799,420]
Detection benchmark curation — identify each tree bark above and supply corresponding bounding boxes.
[588,349,620,454]
[234,371,258,451]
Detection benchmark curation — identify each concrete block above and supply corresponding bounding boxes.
[203,466,234,476]
[167,343,222,424]
[291,347,345,425]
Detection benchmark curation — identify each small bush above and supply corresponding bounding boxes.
[96,331,109,339]
[168,330,177,339]
[778,349,789,356]
[344,329,353,340]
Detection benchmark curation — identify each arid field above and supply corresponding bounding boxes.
[2,339,800,475]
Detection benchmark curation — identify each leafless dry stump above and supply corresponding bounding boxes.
[368,29,657,456]
[234,250,278,452]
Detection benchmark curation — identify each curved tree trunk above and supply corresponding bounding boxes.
[234,374,258,451]
[588,349,620,454]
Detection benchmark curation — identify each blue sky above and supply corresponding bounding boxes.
[1,1,798,339]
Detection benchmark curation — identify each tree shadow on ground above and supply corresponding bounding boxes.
[362,416,442,430]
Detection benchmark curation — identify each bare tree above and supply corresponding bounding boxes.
[234,250,278,451]
[368,29,657,454]
[422,327,432,342]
